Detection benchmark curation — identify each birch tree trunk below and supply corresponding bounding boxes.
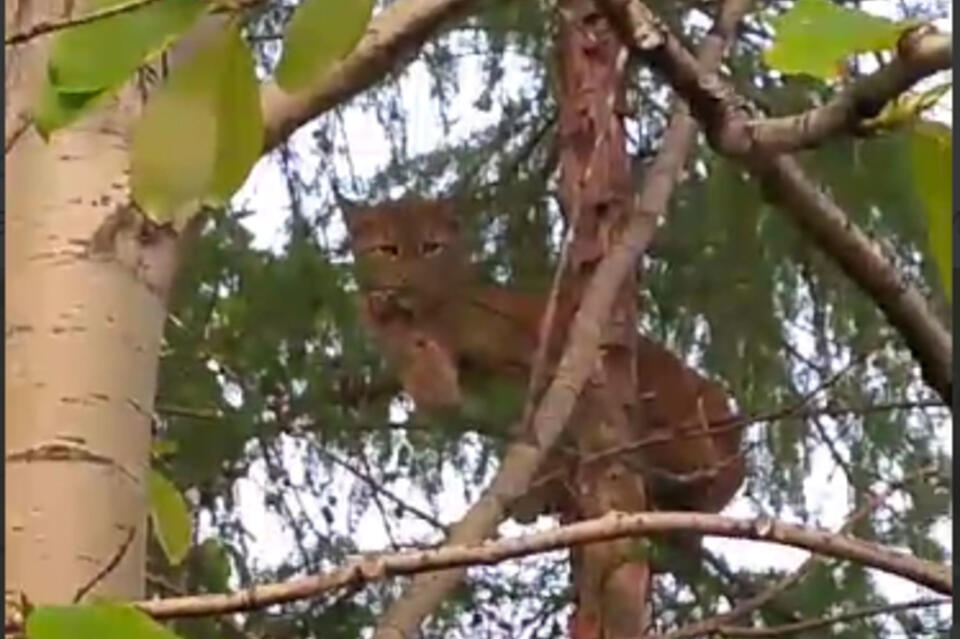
[5,0,183,604]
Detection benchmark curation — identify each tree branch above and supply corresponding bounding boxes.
[595,0,953,403]
[716,598,948,637]
[121,511,950,623]
[658,465,943,639]
[743,29,952,154]
[260,0,479,152]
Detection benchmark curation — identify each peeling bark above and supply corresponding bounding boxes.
[555,0,650,635]
[367,0,752,634]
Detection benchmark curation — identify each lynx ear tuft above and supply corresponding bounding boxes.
[331,181,360,210]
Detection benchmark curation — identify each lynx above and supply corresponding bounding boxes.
[345,198,745,522]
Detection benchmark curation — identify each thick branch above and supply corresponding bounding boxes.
[125,512,950,622]
[596,0,953,403]
[744,29,952,153]
[260,0,478,151]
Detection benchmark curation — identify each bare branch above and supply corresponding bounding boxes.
[315,446,448,533]
[595,0,953,403]
[717,598,948,637]
[754,154,952,402]
[119,512,950,622]
[658,465,943,639]
[261,0,479,152]
[745,29,952,153]
[4,112,32,154]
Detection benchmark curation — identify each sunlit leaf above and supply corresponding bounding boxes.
[274,0,374,91]
[26,603,181,639]
[148,469,192,566]
[910,120,952,301]
[765,0,907,80]
[150,439,179,459]
[863,81,952,131]
[32,0,205,135]
[33,82,106,137]
[131,22,263,227]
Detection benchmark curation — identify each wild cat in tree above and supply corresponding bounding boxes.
[343,196,745,538]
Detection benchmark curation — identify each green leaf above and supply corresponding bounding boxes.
[910,120,952,301]
[764,0,906,80]
[33,82,107,138]
[274,0,374,91]
[863,81,952,132]
[150,439,179,459]
[48,0,205,93]
[148,469,192,566]
[131,22,263,226]
[26,603,181,639]
[207,25,264,203]
[195,538,232,592]
[33,0,205,135]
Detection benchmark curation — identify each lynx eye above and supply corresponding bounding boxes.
[373,244,399,258]
[421,241,444,256]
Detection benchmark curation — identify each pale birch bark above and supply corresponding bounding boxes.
[5,0,182,604]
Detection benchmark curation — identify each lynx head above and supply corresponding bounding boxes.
[344,198,470,309]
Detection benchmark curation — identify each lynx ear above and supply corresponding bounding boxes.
[331,181,361,212]
[333,182,368,235]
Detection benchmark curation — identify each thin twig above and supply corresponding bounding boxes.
[657,465,943,639]
[314,446,448,533]
[5,113,32,154]
[6,0,165,46]
[717,597,948,637]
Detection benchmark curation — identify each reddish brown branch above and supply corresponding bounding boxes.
[595,0,953,403]
[120,512,950,621]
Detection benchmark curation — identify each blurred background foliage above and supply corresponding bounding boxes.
[147,0,952,636]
